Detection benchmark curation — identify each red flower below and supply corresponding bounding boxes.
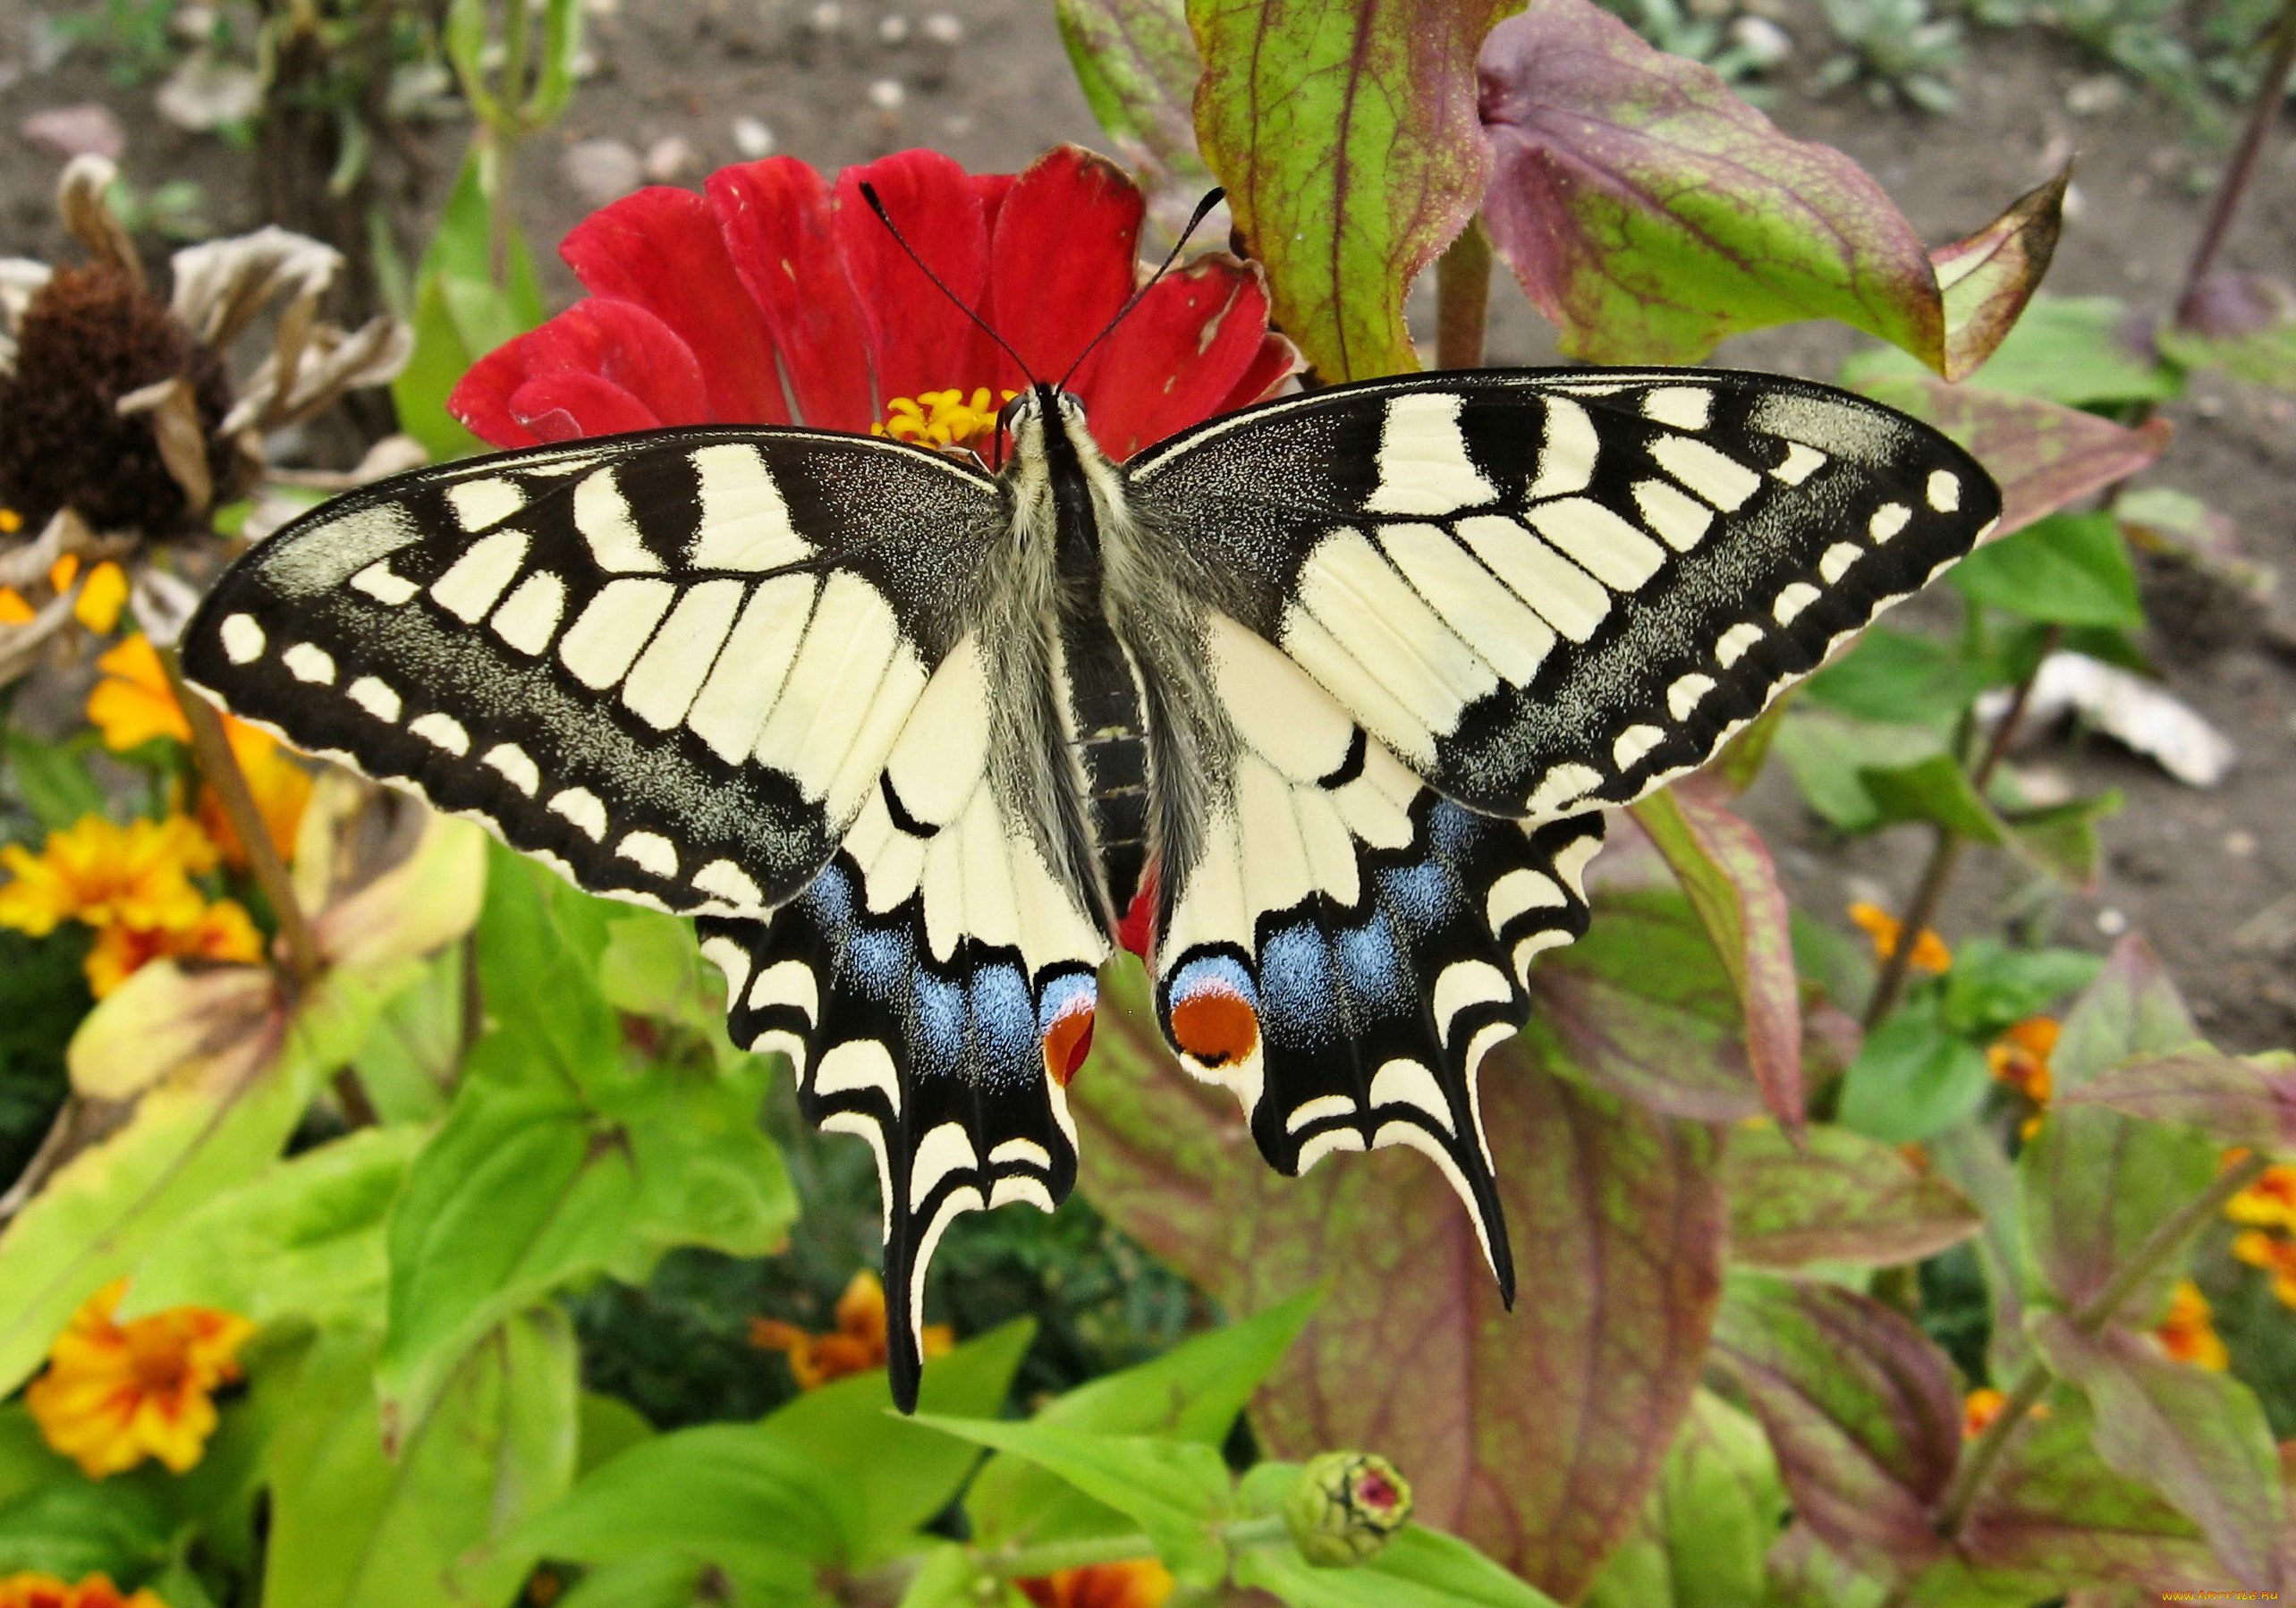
[452,145,1294,461]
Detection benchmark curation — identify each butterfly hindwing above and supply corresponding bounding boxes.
[702,632,1110,1405]
[1128,369,2000,820]
[1150,614,1603,1292]
[182,427,1002,917]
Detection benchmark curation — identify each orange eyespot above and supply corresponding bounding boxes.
[1170,991,1259,1068]
[1043,1007,1096,1086]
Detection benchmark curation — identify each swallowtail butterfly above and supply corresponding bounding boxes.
[183,366,1997,1406]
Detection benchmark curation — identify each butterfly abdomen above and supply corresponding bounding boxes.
[1057,607,1152,922]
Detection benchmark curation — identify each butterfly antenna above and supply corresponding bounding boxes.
[1056,187,1227,392]
[857,182,1034,384]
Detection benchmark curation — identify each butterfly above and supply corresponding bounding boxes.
[182,364,1998,1406]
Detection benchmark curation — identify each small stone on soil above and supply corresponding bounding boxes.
[645,136,697,182]
[563,138,643,205]
[732,116,775,157]
[20,104,126,161]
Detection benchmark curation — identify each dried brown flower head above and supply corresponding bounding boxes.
[0,265,239,537]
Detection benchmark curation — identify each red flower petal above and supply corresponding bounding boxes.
[508,373,663,442]
[980,146,1145,393]
[835,149,995,412]
[1078,258,1292,459]
[707,157,877,432]
[561,185,792,426]
[453,300,712,448]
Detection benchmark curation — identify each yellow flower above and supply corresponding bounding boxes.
[1848,901,1951,973]
[748,1269,953,1390]
[0,816,217,940]
[2233,1230,2296,1309]
[25,1280,254,1478]
[82,898,263,997]
[0,1572,167,1608]
[0,588,32,625]
[2225,1164,2296,1234]
[872,387,1018,454]
[1961,1387,2004,1438]
[1016,1561,1175,1608]
[2154,1279,2229,1372]
[87,635,309,865]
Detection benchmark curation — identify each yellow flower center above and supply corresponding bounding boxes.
[125,1321,191,1395]
[872,387,1016,454]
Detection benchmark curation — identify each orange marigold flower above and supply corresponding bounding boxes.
[2233,1230,2296,1309]
[88,635,309,864]
[1962,1387,2005,1438]
[1016,1560,1175,1608]
[0,1570,167,1608]
[1987,1015,2059,1106]
[82,897,262,997]
[0,815,217,939]
[1848,901,1951,973]
[25,1279,254,1478]
[2226,1164,2296,1234]
[2154,1279,2229,1372]
[748,1270,953,1390]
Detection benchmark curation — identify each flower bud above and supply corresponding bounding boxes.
[1284,1451,1413,1567]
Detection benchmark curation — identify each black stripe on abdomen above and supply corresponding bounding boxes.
[1059,609,1150,919]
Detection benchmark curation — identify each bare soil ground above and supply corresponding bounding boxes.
[4,0,2293,1045]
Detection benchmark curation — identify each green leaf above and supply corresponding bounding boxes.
[1923,1121,2032,1382]
[2020,937,2219,1323]
[895,1543,992,1608]
[1631,787,1803,1127]
[1843,295,2184,408]
[262,1310,580,1608]
[1724,1122,1980,1270]
[1936,940,2100,1039]
[2,732,106,834]
[913,1417,1232,1587]
[578,1391,657,1477]
[967,1294,1317,1550]
[1847,374,2174,540]
[2156,277,2296,393]
[2001,789,2122,889]
[1233,1502,1563,1606]
[1580,1391,1783,1608]
[1480,0,1943,368]
[0,1475,173,1581]
[2028,1316,2283,1590]
[759,1316,1035,1565]
[0,994,317,1396]
[377,1059,795,1432]
[1858,753,2010,845]
[123,1122,426,1328]
[1838,994,1993,1146]
[1950,512,2144,629]
[1801,630,1995,726]
[1708,1273,1961,1578]
[1771,712,1949,834]
[392,272,490,462]
[1072,961,1725,1600]
[1191,0,1512,379]
[346,943,462,1124]
[472,844,619,1093]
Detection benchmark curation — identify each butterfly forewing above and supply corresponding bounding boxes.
[1128,369,2000,821]
[183,427,1003,917]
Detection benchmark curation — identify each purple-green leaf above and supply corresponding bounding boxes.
[1190,0,1512,380]
[1849,375,2174,539]
[2060,1050,2296,1152]
[1725,1122,1982,1270]
[1477,0,1941,368]
[1529,888,1763,1121]
[2021,937,2221,1323]
[2029,1317,2284,1590]
[1055,0,1214,233]
[1957,1389,2226,1592]
[1707,1273,1961,1578]
[1629,786,1803,1130]
[1931,169,2070,383]
[1072,962,1724,1600]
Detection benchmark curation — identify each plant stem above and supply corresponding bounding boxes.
[1435,216,1493,371]
[487,0,534,288]
[1861,626,2060,1031]
[1930,1150,2271,1536]
[2174,0,2296,326]
[159,647,321,992]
